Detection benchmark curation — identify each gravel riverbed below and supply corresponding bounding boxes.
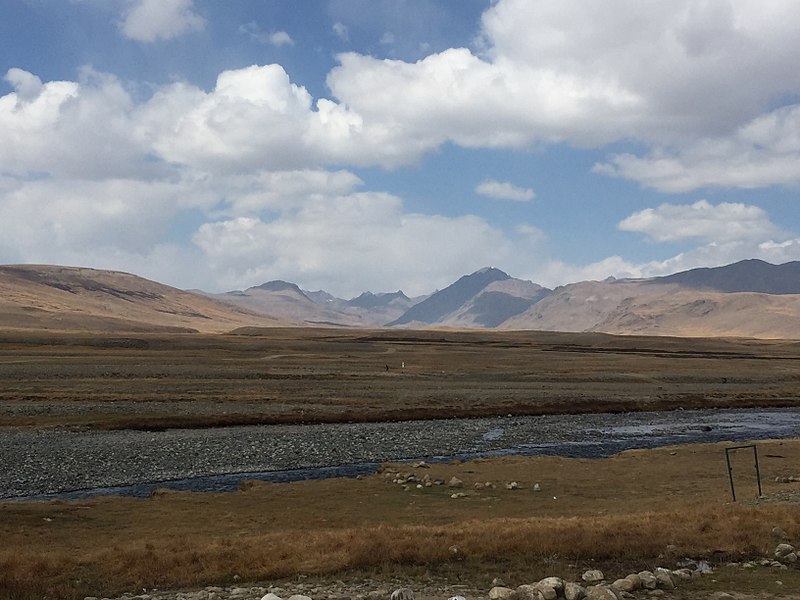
[3,408,800,499]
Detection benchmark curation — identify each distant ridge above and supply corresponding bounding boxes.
[5,259,800,338]
[251,280,311,298]
[389,267,511,326]
[347,291,410,309]
[653,259,800,294]
[0,264,285,333]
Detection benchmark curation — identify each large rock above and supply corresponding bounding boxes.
[489,587,516,600]
[390,589,415,600]
[670,568,692,581]
[537,577,564,594]
[534,584,557,600]
[581,570,604,584]
[622,574,641,590]
[448,477,464,488]
[654,568,675,590]
[611,579,634,593]
[261,595,283,600]
[637,571,657,590]
[515,584,542,600]
[585,585,620,600]
[775,543,795,558]
[564,582,586,600]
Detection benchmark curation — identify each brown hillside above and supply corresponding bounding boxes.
[0,265,288,333]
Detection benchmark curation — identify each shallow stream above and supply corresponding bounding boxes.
[4,408,799,501]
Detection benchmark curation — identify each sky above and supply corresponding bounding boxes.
[1,0,800,298]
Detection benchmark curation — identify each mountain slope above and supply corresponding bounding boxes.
[210,282,419,327]
[652,259,800,294]
[502,278,800,339]
[0,265,286,333]
[389,267,514,326]
[439,278,552,327]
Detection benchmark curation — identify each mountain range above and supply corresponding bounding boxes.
[2,259,800,338]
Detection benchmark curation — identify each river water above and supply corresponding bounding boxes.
[3,408,799,501]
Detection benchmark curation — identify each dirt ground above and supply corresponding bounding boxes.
[3,327,800,599]
[1,328,800,430]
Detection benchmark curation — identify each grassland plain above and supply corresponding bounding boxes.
[3,328,800,599]
[2,328,800,430]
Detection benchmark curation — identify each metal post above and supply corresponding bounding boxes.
[753,445,762,498]
[725,444,761,502]
[725,448,736,502]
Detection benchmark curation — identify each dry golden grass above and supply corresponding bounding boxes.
[4,440,800,599]
[2,328,800,429]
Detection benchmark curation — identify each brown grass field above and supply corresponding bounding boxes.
[3,440,800,598]
[1,327,800,430]
[3,328,800,599]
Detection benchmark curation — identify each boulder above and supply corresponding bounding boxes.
[535,584,556,600]
[710,593,735,600]
[611,579,634,593]
[448,477,464,488]
[506,482,519,490]
[261,595,283,600]
[653,568,674,590]
[582,570,604,584]
[390,589,415,600]
[564,582,586,600]
[488,587,516,600]
[515,584,541,600]
[775,543,795,558]
[622,574,641,590]
[637,571,657,590]
[585,585,619,600]
[537,577,564,594]
[670,569,692,581]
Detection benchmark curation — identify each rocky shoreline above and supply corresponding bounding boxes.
[82,551,799,600]
[4,408,800,499]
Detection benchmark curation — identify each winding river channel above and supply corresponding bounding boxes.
[3,407,799,501]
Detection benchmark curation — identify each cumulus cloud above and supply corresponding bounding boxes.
[595,105,800,192]
[0,68,156,179]
[193,191,543,296]
[476,179,534,202]
[120,0,205,42]
[618,200,785,244]
[320,0,800,181]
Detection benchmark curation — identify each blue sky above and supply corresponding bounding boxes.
[1,0,799,297]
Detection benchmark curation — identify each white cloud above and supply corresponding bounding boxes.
[476,179,535,202]
[4,68,43,102]
[320,0,800,181]
[595,104,800,192]
[333,22,349,41]
[121,0,205,43]
[268,31,294,47]
[0,68,154,179]
[218,169,364,215]
[135,64,318,173]
[193,191,543,296]
[618,200,785,244]
[239,23,294,47]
